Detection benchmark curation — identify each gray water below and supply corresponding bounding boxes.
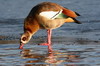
[0,0,100,66]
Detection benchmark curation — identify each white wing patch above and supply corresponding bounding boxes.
[39,10,62,19]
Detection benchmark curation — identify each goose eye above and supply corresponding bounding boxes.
[22,37,27,41]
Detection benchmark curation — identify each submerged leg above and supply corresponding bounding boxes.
[39,29,53,52]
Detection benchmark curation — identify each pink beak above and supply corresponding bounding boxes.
[19,43,24,49]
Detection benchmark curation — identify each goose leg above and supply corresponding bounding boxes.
[39,29,52,52]
[47,29,52,52]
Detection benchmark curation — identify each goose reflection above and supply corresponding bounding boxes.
[20,49,80,66]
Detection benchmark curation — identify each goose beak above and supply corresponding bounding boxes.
[19,43,24,49]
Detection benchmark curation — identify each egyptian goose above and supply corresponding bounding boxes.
[19,2,81,52]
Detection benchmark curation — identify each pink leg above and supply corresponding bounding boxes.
[47,29,52,52]
[39,29,53,53]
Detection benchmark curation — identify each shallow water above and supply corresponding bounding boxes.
[0,0,100,66]
[0,40,100,66]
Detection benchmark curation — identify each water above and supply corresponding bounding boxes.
[1,41,100,66]
[0,0,100,66]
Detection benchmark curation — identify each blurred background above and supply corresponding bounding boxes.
[0,0,100,20]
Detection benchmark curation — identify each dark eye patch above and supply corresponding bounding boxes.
[22,37,27,41]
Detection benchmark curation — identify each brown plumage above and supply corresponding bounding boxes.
[19,2,81,53]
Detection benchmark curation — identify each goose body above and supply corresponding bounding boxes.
[19,2,81,53]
